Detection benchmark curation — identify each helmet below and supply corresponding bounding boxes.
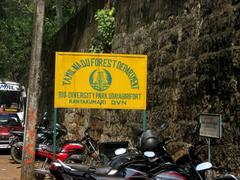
[139,129,160,152]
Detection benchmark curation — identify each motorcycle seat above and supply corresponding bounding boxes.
[39,144,62,153]
[66,163,111,175]
[95,167,111,175]
[66,163,89,172]
[10,131,24,136]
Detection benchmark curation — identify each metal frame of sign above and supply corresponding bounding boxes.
[53,52,148,159]
[199,113,222,139]
[54,52,147,110]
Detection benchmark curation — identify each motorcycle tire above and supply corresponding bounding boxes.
[10,144,22,164]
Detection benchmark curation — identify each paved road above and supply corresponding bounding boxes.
[0,150,21,180]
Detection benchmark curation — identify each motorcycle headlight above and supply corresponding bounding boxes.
[108,169,118,175]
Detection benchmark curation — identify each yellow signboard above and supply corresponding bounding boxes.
[54,52,147,109]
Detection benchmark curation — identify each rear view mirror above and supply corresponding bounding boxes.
[114,148,127,155]
[159,122,169,132]
[196,162,212,171]
[84,127,90,135]
[192,123,200,135]
[144,151,155,158]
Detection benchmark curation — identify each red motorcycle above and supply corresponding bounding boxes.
[11,125,98,169]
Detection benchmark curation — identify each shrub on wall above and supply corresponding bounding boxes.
[89,7,115,53]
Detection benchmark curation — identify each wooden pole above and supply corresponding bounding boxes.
[21,0,45,179]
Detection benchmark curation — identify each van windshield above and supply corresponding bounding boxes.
[0,115,21,126]
[0,91,21,109]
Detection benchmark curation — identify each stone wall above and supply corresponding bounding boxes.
[110,0,240,174]
[42,0,240,175]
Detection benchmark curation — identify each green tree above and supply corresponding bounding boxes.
[0,0,33,82]
[90,7,115,53]
[0,0,79,83]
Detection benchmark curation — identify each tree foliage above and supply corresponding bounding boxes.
[0,0,33,82]
[0,0,80,84]
[89,7,115,53]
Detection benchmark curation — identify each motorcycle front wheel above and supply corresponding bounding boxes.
[10,144,22,164]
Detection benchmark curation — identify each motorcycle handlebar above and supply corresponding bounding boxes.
[162,137,173,146]
[84,127,90,135]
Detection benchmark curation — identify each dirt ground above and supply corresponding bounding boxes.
[0,149,21,180]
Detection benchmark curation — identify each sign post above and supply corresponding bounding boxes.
[199,113,222,179]
[143,110,147,130]
[199,113,222,162]
[53,108,57,160]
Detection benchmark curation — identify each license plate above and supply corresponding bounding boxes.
[0,144,9,148]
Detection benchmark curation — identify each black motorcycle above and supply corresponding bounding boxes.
[175,123,239,180]
[9,112,51,147]
[10,117,68,164]
[49,150,191,180]
[49,126,187,180]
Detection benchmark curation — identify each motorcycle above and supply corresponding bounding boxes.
[175,139,206,180]
[111,151,238,180]
[99,125,173,177]
[195,162,239,180]
[10,124,66,161]
[10,125,98,174]
[173,122,209,180]
[79,127,100,166]
[49,150,211,180]
[49,126,185,180]
[212,166,238,180]
[9,130,24,147]
[50,159,123,180]
[175,124,239,180]
[36,127,99,165]
[10,121,69,164]
[9,112,54,161]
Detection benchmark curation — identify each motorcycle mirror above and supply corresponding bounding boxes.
[107,169,118,175]
[192,123,201,134]
[43,112,47,118]
[144,151,156,158]
[196,162,212,171]
[115,148,127,155]
[159,122,169,131]
[84,127,90,134]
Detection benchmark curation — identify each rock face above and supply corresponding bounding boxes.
[42,0,240,175]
